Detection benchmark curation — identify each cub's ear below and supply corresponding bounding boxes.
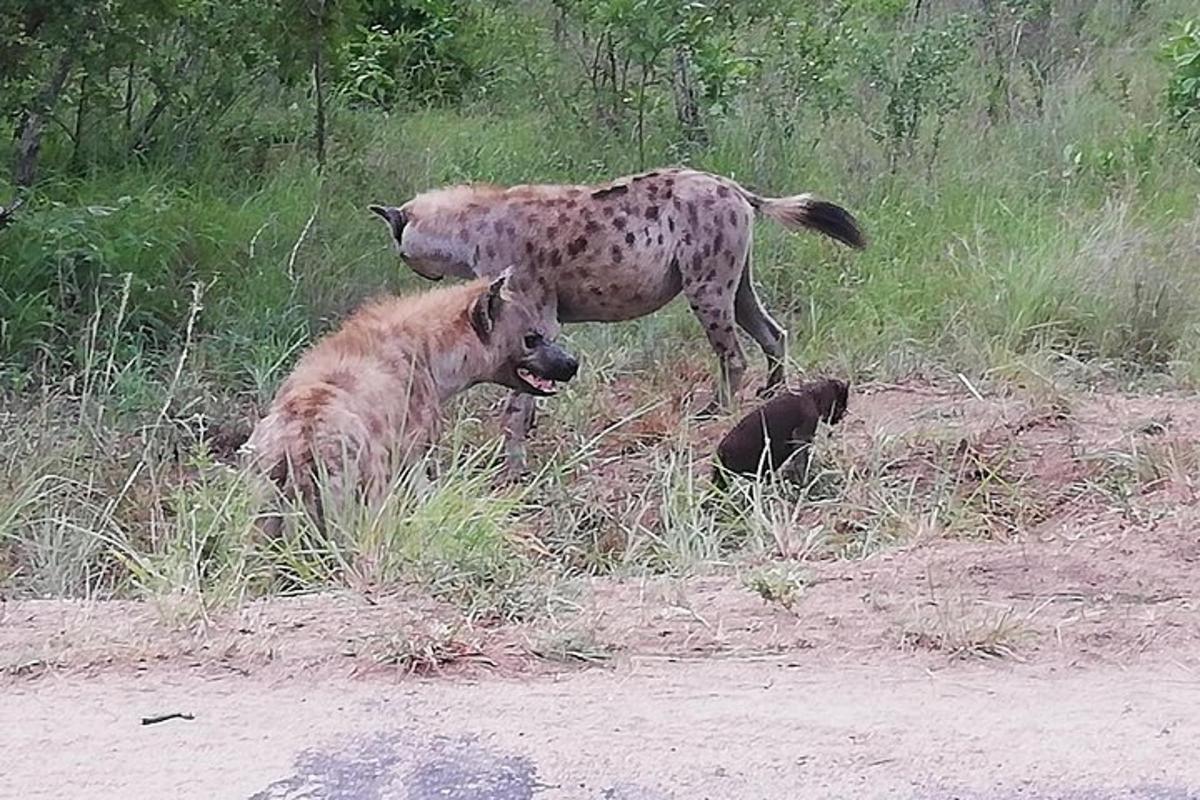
[469,271,511,341]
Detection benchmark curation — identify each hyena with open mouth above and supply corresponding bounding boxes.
[241,264,578,531]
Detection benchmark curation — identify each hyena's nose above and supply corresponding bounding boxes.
[558,354,580,382]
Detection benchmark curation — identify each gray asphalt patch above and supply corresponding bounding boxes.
[245,729,676,799]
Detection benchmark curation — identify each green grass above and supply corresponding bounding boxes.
[1,0,1198,613]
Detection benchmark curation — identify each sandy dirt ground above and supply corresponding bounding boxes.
[4,383,1199,798]
[5,657,1200,799]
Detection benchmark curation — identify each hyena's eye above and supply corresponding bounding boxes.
[523,333,542,349]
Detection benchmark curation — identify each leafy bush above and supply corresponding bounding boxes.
[1162,19,1200,128]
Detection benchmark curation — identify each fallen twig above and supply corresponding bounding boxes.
[141,712,195,726]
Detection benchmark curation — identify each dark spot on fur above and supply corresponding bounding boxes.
[717,185,730,198]
[492,220,504,235]
[692,254,703,271]
[702,244,711,258]
[663,188,673,200]
[601,206,614,218]
[707,322,718,331]
[567,237,588,257]
[281,386,334,422]
[525,241,535,255]
[657,234,663,245]
[585,219,601,234]
[726,279,735,289]
[727,210,737,226]
[687,202,698,227]
[703,197,715,208]
[683,233,693,246]
[705,269,717,282]
[589,286,603,295]
[611,245,623,263]
[613,217,626,231]
[558,212,569,225]
[645,205,659,221]
[592,184,628,200]
[714,231,724,253]
[326,370,356,391]
[647,184,659,198]
[549,249,562,267]
[566,199,578,209]
[625,232,635,246]
[668,217,675,233]
[458,229,470,243]
[547,225,558,239]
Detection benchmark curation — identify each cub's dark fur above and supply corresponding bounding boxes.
[713,378,850,488]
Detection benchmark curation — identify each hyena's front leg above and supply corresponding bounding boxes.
[500,391,537,481]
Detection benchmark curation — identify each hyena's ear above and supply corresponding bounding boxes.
[469,269,512,342]
[368,204,406,242]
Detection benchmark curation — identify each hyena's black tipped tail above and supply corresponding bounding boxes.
[743,191,866,250]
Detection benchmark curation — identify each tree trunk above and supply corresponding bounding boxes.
[124,60,135,132]
[636,70,649,170]
[13,49,74,188]
[72,68,90,168]
[671,46,706,147]
[132,95,170,154]
[312,30,327,169]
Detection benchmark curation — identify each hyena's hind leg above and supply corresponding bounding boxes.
[734,256,788,396]
[683,272,746,417]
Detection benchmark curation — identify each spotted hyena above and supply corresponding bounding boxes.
[369,167,865,476]
[241,265,579,531]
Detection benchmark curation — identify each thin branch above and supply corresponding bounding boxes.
[0,198,26,231]
[287,205,319,283]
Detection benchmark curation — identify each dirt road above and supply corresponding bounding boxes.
[6,656,1199,800]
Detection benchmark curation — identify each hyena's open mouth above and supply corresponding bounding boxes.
[516,367,560,395]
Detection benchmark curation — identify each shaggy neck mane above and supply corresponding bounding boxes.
[334,279,493,405]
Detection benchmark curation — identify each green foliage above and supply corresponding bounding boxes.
[1161,19,1200,128]
[340,0,484,108]
[872,13,978,166]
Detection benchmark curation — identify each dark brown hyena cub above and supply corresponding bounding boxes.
[712,378,850,489]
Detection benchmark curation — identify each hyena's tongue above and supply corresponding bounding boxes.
[517,367,556,393]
